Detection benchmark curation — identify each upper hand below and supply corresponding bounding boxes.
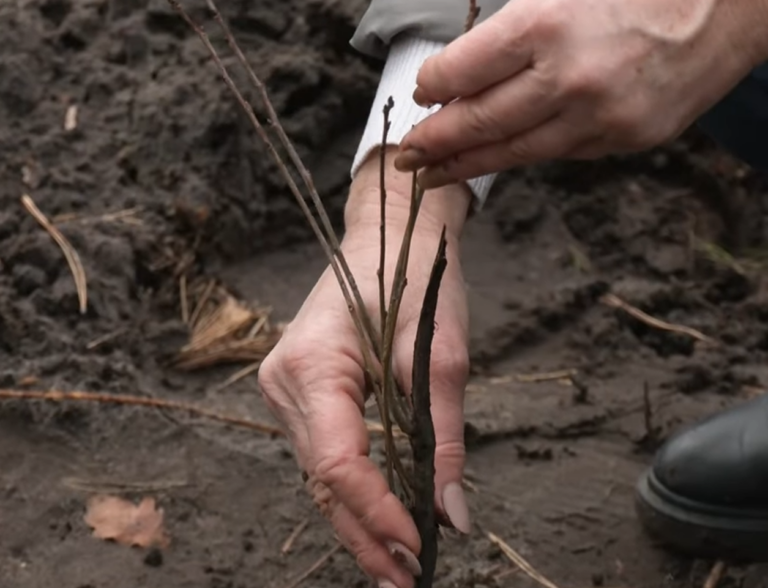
[258,155,472,588]
[394,0,768,187]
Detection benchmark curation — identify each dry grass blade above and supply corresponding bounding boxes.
[180,275,190,324]
[22,194,87,314]
[280,517,309,556]
[283,543,342,588]
[600,293,718,346]
[174,288,281,371]
[86,329,126,350]
[212,361,262,392]
[53,206,143,226]
[703,561,727,588]
[516,369,577,383]
[488,532,560,588]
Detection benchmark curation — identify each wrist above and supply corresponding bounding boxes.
[344,147,471,243]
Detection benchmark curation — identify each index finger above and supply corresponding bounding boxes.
[414,1,534,106]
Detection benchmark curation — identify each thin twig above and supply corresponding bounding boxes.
[168,0,379,399]
[465,0,480,32]
[0,388,393,439]
[600,293,718,346]
[379,96,396,491]
[189,279,216,328]
[0,389,283,436]
[283,543,342,588]
[410,227,448,588]
[86,329,126,350]
[22,194,88,314]
[203,0,379,357]
[488,532,560,588]
[281,517,310,556]
[382,175,427,438]
[703,561,727,588]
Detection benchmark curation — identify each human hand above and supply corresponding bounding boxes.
[394,0,768,188]
[258,151,472,588]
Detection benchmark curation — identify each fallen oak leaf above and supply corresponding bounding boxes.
[84,495,169,549]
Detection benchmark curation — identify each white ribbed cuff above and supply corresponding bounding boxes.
[351,36,496,209]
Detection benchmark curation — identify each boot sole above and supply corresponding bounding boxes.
[635,469,768,562]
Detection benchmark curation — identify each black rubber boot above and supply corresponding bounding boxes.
[635,394,768,562]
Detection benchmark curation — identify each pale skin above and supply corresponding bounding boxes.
[395,0,768,187]
[260,1,768,587]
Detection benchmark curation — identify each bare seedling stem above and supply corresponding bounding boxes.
[202,0,379,357]
[166,0,379,392]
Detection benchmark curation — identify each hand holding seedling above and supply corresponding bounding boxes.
[395,0,768,187]
[259,154,472,588]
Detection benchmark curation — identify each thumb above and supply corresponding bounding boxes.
[394,324,471,534]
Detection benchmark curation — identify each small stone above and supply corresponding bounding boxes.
[143,548,163,567]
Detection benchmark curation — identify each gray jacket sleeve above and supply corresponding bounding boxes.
[351,0,509,58]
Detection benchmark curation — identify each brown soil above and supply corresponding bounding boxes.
[2,1,768,587]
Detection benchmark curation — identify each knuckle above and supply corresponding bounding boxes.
[464,100,504,138]
[600,99,651,145]
[430,340,470,389]
[534,0,568,39]
[503,134,539,164]
[314,453,354,490]
[355,544,384,578]
[436,439,466,463]
[561,62,610,100]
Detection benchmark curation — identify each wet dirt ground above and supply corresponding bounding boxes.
[2,1,768,587]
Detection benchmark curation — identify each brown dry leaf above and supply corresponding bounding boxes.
[84,495,169,549]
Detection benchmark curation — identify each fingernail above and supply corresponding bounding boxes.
[387,541,422,577]
[394,147,428,172]
[417,166,454,190]
[442,482,471,534]
[378,580,399,588]
[412,87,433,107]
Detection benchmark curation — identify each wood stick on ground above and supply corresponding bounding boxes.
[703,561,727,588]
[280,517,310,556]
[0,388,395,439]
[168,0,379,396]
[283,542,342,588]
[600,293,718,346]
[22,194,87,314]
[203,0,380,357]
[410,227,448,588]
[0,389,283,436]
[488,532,560,588]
